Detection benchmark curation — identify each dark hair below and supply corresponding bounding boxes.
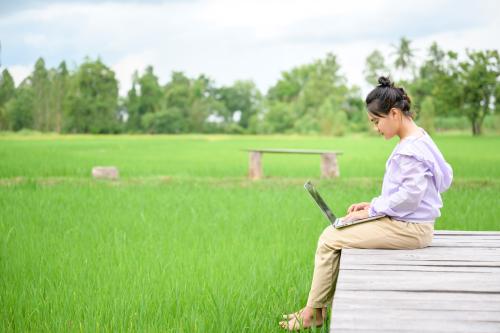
[365,76,413,118]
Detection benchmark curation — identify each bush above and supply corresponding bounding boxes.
[434,116,469,131]
[419,96,435,135]
[483,114,500,133]
[141,108,186,134]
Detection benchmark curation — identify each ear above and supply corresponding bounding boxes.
[390,108,402,119]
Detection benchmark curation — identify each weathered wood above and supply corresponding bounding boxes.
[244,148,343,179]
[243,148,343,155]
[321,153,339,178]
[248,151,262,180]
[330,230,500,333]
[335,270,500,292]
[434,230,500,235]
[332,317,500,333]
[334,290,500,307]
[91,166,119,180]
[341,247,500,259]
[341,264,500,273]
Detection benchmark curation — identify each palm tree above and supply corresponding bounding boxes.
[391,37,416,80]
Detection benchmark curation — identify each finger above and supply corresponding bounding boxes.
[347,205,354,213]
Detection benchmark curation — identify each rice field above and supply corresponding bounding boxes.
[1,133,499,332]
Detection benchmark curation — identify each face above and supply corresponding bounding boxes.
[367,108,401,140]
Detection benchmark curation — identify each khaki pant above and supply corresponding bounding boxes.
[306,217,434,308]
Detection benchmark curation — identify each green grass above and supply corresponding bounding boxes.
[1,133,499,332]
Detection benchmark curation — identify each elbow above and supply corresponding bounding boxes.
[388,192,422,214]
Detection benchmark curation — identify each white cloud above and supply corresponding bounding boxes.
[1,0,499,96]
[112,51,159,96]
[23,33,48,47]
[5,65,32,86]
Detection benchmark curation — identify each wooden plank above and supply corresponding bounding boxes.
[431,240,500,248]
[330,230,500,333]
[332,298,500,311]
[331,330,494,333]
[432,237,500,242]
[333,308,500,322]
[332,328,499,333]
[334,290,500,304]
[342,261,500,268]
[330,231,500,332]
[432,238,500,243]
[243,148,343,155]
[341,249,500,262]
[434,230,500,235]
[341,264,500,273]
[433,233,500,238]
[333,291,500,309]
[336,270,500,292]
[331,318,500,333]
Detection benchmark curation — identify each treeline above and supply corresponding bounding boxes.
[0,38,498,135]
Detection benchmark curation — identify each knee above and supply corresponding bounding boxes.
[317,226,341,251]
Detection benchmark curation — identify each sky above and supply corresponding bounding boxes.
[1,0,499,96]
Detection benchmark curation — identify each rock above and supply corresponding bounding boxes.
[92,166,119,180]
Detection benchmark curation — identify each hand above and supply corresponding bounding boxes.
[342,209,370,223]
[347,202,371,214]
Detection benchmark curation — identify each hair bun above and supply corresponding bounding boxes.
[378,76,393,88]
[398,87,407,98]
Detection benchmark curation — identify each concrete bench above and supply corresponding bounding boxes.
[92,166,119,180]
[243,149,343,180]
[330,230,500,332]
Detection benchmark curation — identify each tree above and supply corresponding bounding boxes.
[162,72,226,133]
[363,50,389,86]
[141,107,185,134]
[51,61,70,132]
[188,75,221,133]
[5,81,34,131]
[65,58,119,133]
[217,80,262,129]
[408,43,462,119]
[262,101,294,133]
[265,52,357,134]
[31,57,51,131]
[392,37,416,80]
[0,69,15,129]
[163,71,191,133]
[458,50,499,135]
[124,66,163,131]
[419,96,435,135]
[138,66,163,115]
[124,73,141,131]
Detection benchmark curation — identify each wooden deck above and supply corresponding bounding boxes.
[330,230,500,333]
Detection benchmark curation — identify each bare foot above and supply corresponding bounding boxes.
[279,307,325,331]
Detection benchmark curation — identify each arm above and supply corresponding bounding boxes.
[369,155,431,218]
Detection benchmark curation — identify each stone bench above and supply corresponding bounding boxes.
[243,149,343,180]
[92,166,119,180]
[330,230,500,332]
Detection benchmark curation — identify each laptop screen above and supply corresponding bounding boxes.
[304,181,337,224]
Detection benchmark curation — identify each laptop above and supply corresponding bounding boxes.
[304,180,385,228]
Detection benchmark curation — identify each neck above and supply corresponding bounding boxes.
[398,118,421,141]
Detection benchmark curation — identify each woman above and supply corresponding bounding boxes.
[280,76,453,330]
